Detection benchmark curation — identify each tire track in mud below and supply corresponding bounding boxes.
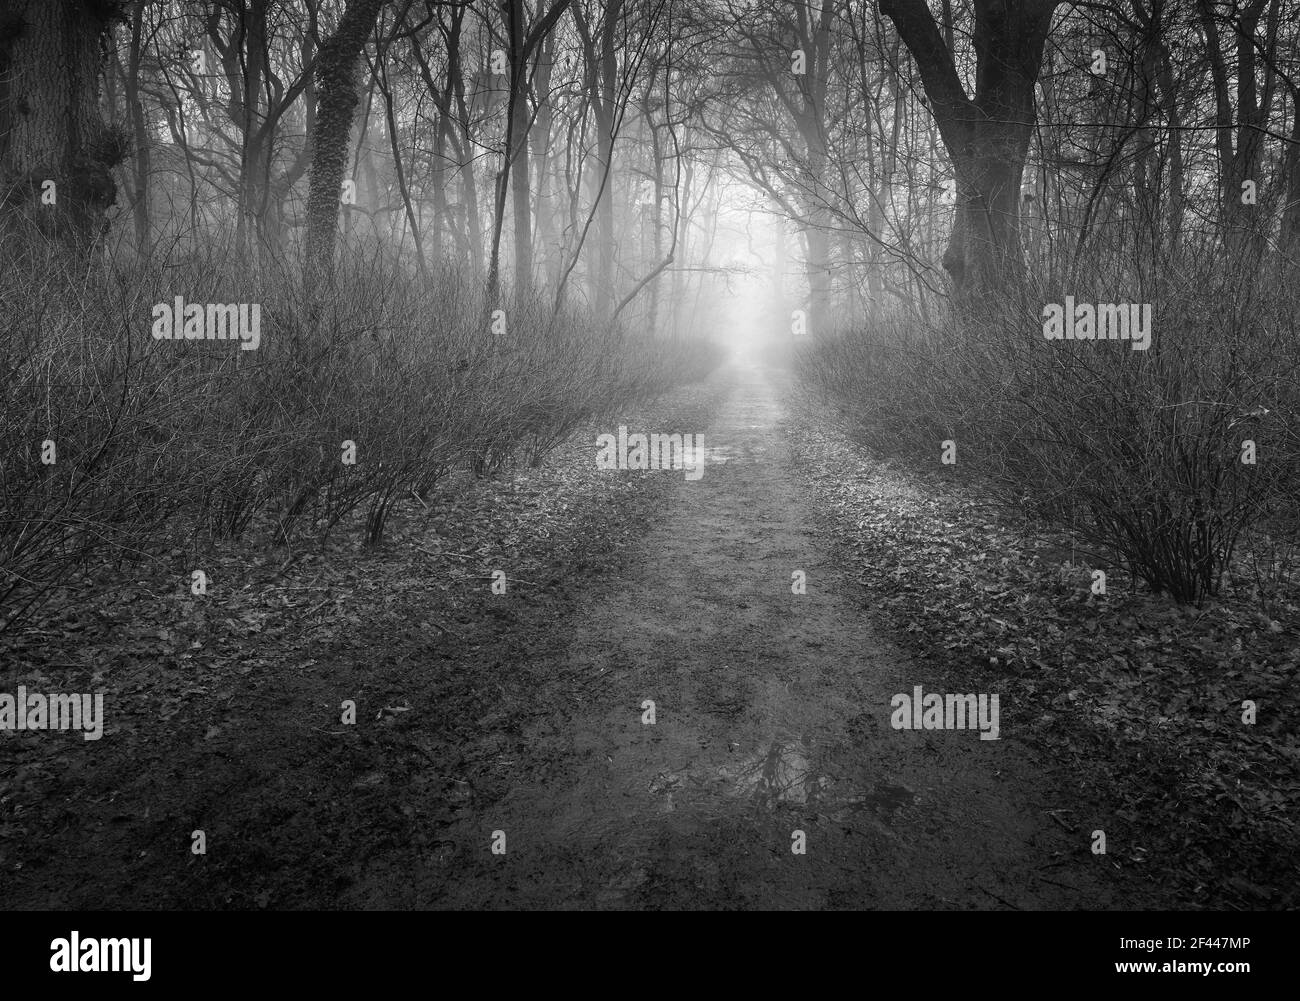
[432,355,1118,910]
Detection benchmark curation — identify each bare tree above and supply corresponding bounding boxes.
[881,0,1060,304]
[304,0,389,292]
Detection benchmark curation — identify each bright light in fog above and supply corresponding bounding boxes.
[705,179,781,360]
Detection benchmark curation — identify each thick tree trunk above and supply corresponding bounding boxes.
[303,0,387,294]
[0,0,122,252]
[881,0,1058,307]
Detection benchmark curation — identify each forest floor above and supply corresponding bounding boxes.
[2,353,1295,909]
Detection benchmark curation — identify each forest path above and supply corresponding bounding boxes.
[0,353,1119,911]
[429,355,1116,909]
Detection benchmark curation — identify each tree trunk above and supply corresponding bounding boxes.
[594,4,621,317]
[881,0,1059,307]
[125,1,151,254]
[304,0,387,294]
[532,33,558,287]
[1157,41,1186,258]
[1196,0,1276,259]
[489,0,572,302]
[792,1,835,335]
[574,0,623,318]
[450,43,484,272]
[507,0,533,293]
[0,0,122,253]
[648,90,665,334]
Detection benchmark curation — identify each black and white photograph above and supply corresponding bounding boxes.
[0,0,1294,976]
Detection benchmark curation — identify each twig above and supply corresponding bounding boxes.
[304,599,332,618]
[979,886,1022,910]
[415,546,478,561]
[407,742,440,766]
[273,553,303,580]
[472,575,541,585]
[1044,809,1075,833]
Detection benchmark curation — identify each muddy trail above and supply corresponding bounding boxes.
[2,356,1125,911]
[416,357,1116,909]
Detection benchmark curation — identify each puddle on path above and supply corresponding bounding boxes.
[647,735,919,822]
[648,738,812,809]
[721,740,817,806]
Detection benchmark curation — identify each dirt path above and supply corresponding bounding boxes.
[430,356,1117,909]
[2,354,1123,910]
